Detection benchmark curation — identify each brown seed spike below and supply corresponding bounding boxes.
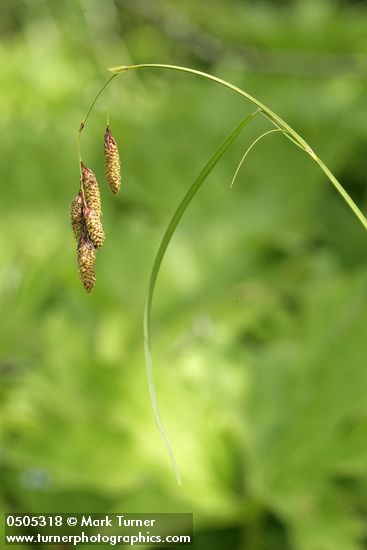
[104,126,121,194]
[71,192,83,242]
[77,239,96,293]
[81,162,101,215]
[84,207,105,249]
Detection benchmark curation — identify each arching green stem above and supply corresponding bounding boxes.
[109,64,307,145]
[80,73,117,131]
[109,63,367,231]
[77,73,117,182]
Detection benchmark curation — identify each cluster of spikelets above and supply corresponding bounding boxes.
[71,126,121,292]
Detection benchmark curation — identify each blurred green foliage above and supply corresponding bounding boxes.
[1,1,367,549]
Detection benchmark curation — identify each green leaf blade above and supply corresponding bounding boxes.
[143,112,258,484]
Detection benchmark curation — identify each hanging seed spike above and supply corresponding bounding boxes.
[77,238,96,293]
[71,192,84,242]
[104,126,121,195]
[84,206,105,249]
[81,162,102,215]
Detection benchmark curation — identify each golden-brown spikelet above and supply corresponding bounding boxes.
[71,192,84,241]
[81,162,101,214]
[77,239,96,293]
[104,126,121,194]
[84,207,105,249]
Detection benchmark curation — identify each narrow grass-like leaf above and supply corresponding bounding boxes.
[143,113,258,484]
[230,129,283,188]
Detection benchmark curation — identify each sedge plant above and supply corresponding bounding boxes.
[75,63,367,485]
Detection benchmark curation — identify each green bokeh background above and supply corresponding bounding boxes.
[1,1,367,548]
